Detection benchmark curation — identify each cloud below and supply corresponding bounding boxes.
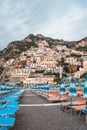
[38,4,87,41]
[0,0,87,50]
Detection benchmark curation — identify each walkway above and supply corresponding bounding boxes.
[10,90,87,130]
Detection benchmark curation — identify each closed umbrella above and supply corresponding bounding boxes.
[69,77,77,96]
[59,80,66,94]
[83,74,87,98]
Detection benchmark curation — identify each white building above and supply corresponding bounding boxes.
[65,57,77,65]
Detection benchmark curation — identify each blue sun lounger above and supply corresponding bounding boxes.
[0,116,15,130]
[0,107,17,116]
[0,101,19,110]
[0,104,7,109]
[7,101,18,106]
[7,103,19,111]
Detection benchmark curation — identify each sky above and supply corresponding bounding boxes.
[0,0,87,50]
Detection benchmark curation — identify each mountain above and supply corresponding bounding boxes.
[0,37,38,60]
[74,37,87,51]
[0,34,87,60]
[0,34,68,60]
[22,33,68,46]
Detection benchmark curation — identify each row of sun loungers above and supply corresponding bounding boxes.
[33,88,87,123]
[31,80,87,123]
[60,99,87,123]
[0,87,25,130]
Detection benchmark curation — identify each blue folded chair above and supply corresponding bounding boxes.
[0,104,7,109]
[0,116,15,129]
[2,96,19,102]
[7,101,18,106]
[7,103,19,111]
[0,107,17,116]
[0,101,7,109]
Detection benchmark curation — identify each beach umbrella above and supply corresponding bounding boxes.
[64,77,78,104]
[57,80,66,103]
[69,77,77,96]
[75,81,80,87]
[80,80,85,88]
[85,74,87,86]
[83,75,87,98]
[59,79,66,94]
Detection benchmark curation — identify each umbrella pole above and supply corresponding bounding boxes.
[85,114,87,123]
[70,96,73,103]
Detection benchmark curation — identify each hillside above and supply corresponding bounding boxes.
[0,34,68,60]
[0,34,87,60]
[0,39,38,60]
[74,37,87,51]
